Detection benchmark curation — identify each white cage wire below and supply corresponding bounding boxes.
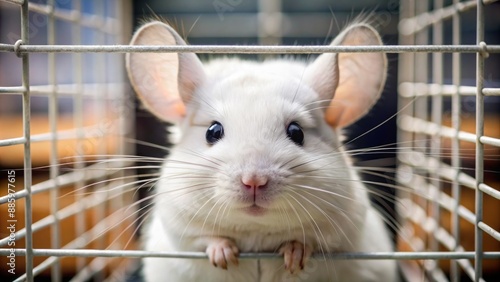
[396,0,500,281]
[0,0,499,281]
[0,0,135,281]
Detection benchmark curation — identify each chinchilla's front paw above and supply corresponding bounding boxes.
[206,237,239,270]
[279,241,312,274]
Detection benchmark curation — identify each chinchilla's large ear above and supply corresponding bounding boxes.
[304,23,387,128]
[126,21,206,123]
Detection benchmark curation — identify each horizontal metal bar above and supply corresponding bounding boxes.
[482,88,500,96]
[399,0,498,35]
[20,256,58,282]
[2,168,152,248]
[479,136,500,147]
[31,83,126,97]
[0,183,125,246]
[402,184,476,225]
[62,206,135,251]
[69,257,109,282]
[399,115,477,143]
[1,83,127,98]
[398,151,477,190]
[1,119,123,150]
[10,199,134,280]
[478,222,500,241]
[28,118,122,143]
[456,255,477,282]
[478,183,500,200]
[27,2,118,34]
[0,0,24,5]
[0,136,26,146]
[401,201,477,278]
[0,249,499,260]
[0,160,133,204]
[0,86,26,93]
[399,83,500,97]
[426,266,448,282]
[398,170,476,224]
[103,259,136,282]
[399,83,474,97]
[458,206,477,226]
[30,83,128,96]
[0,44,500,54]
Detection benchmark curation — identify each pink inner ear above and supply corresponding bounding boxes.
[325,77,376,128]
[324,24,387,129]
[324,100,346,128]
[126,21,204,124]
[144,88,186,121]
[149,69,186,119]
[128,49,186,123]
[325,54,384,128]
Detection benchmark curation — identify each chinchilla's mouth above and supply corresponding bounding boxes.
[243,204,266,216]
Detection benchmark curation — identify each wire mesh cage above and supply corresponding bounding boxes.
[0,0,499,281]
[396,0,500,281]
[0,0,136,281]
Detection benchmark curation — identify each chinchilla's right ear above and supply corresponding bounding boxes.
[126,21,206,123]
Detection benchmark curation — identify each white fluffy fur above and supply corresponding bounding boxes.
[128,21,397,282]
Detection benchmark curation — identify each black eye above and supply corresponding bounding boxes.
[206,121,224,144]
[286,122,304,146]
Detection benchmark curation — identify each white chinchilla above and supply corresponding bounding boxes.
[126,20,397,282]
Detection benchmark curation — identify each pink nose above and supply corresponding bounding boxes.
[241,175,268,190]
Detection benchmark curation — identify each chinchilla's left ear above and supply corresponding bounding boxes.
[304,23,387,128]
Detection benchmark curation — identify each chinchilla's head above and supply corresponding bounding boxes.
[126,21,387,232]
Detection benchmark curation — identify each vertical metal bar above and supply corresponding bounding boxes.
[94,1,107,279]
[47,0,61,281]
[414,0,429,159]
[72,0,86,273]
[20,0,33,280]
[428,0,444,278]
[116,2,135,268]
[257,0,282,45]
[413,1,429,263]
[115,0,127,228]
[450,0,462,281]
[474,0,485,280]
[397,7,417,280]
[430,0,443,258]
[397,0,415,194]
[116,0,131,236]
[109,0,126,254]
[111,0,123,268]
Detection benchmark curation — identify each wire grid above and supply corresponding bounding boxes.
[397,0,500,281]
[0,0,134,281]
[0,0,499,281]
